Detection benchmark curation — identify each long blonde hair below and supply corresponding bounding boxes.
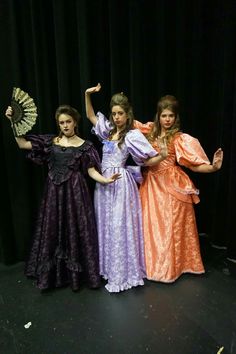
[109,92,134,147]
[147,95,181,144]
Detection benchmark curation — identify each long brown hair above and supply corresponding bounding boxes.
[147,95,181,144]
[109,92,134,147]
[55,105,81,139]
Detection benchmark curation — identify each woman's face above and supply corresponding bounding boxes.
[58,114,76,136]
[159,109,175,131]
[111,105,128,129]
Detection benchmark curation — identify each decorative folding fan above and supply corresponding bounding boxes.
[11,87,38,137]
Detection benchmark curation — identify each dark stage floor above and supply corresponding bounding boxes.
[0,237,236,354]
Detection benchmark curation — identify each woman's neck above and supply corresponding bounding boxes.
[159,128,167,138]
[63,133,77,140]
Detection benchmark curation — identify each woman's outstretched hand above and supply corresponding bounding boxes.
[85,83,101,95]
[104,173,122,184]
[212,148,223,171]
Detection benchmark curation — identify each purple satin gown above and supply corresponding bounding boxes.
[92,113,157,292]
[24,134,101,291]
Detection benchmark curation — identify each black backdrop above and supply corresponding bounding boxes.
[0,0,235,264]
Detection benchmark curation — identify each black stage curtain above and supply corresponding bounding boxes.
[0,0,235,264]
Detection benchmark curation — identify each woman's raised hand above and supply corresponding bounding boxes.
[85,83,101,95]
[5,106,13,120]
[159,139,168,159]
[212,148,223,171]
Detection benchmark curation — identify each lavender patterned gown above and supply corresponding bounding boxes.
[24,135,101,291]
[93,113,157,292]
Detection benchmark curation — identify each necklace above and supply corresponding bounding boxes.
[56,134,77,145]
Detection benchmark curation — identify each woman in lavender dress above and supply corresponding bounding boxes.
[85,84,166,293]
[5,104,119,291]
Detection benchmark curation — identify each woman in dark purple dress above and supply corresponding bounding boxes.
[5,104,119,291]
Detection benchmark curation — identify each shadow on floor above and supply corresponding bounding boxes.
[0,236,236,354]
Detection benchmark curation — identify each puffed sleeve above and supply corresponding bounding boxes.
[174,133,210,168]
[25,134,54,165]
[133,119,154,134]
[125,129,158,165]
[92,111,113,140]
[81,142,101,174]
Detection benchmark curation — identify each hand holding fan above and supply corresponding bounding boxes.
[10,87,38,136]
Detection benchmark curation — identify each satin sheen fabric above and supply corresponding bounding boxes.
[92,113,157,292]
[24,135,101,291]
[134,120,210,282]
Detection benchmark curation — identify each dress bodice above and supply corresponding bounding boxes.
[134,120,211,203]
[25,134,100,185]
[101,140,131,169]
[92,112,157,171]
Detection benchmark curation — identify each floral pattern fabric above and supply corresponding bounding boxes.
[24,135,101,291]
[134,120,210,282]
[93,113,157,292]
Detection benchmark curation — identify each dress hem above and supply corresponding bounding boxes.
[104,279,145,293]
[147,269,205,283]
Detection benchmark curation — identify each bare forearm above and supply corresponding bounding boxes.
[144,154,164,166]
[88,167,108,184]
[190,148,223,173]
[14,136,32,150]
[189,164,218,173]
[85,93,97,126]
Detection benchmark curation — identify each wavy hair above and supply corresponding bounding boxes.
[147,95,181,144]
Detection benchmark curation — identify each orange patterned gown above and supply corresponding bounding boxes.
[134,120,210,282]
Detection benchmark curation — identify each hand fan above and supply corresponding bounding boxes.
[10,87,38,136]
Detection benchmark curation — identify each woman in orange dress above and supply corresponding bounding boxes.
[134,95,223,283]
